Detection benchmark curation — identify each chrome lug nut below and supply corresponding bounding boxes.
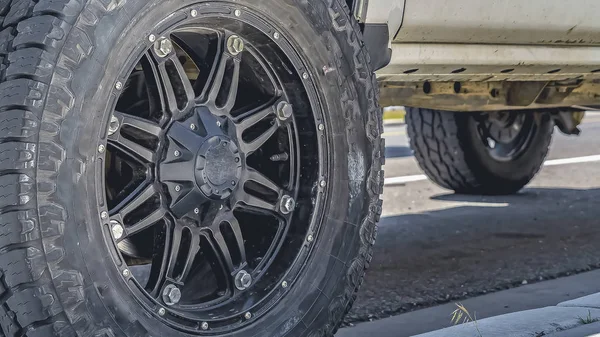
[162,284,182,306]
[110,220,124,240]
[277,101,293,121]
[227,35,244,56]
[154,38,173,58]
[108,115,120,136]
[234,270,252,291]
[175,185,182,192]
[280,195,295,214]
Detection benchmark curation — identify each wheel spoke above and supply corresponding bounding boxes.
[204,35,241,115]
[113,110,162,137]
[232,172,283,214]
[206,211,247,276]
[147,47,197,116]
[240,123,278,155]
[245,169,282,197]
[110,184,159,220]
[107,112,159,163]
[164,225,201,284]
[235,97,282,132]
[123,208,167,239]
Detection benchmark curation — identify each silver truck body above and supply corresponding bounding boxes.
[363,0,600,110]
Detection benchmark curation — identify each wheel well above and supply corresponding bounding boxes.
[345,0,367,23]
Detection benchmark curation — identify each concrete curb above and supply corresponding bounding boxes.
[337,270,600,337]
[414,306,600,337]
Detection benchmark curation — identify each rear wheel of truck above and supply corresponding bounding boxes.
[0,0,383,336]
[406,107,554,195]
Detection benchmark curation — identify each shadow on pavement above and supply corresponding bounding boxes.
[346,187,600,326]
[385,146,413,158]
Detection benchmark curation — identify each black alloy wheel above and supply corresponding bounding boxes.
[103,21,323,331]
[473,111,537,162]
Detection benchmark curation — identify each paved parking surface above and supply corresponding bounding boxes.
[341,113,600,335]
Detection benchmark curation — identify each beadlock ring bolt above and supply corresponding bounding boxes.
[162,284,182,306]
[244,312,252,320]
[201,322,209,330]
[227,35,244,56]
[280,195,295,214]
[158,308,166,316]
[154,37,173,58]
[277,102,293,121]
[234,270,252,291]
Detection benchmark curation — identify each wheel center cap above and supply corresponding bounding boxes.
[196,137,242,199]
[159,108,244,217]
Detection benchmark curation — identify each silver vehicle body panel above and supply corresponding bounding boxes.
[366,0,600,82]
[395,0,600,45]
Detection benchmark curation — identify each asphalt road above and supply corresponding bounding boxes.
[342,113,600,326]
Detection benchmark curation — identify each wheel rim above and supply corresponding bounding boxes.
[473,111,537,162]
[98,7,325,333]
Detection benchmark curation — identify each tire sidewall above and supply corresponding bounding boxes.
[43,0,379,336]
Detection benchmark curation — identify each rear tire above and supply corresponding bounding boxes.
[406,107,553,195]
[0,0,383,336]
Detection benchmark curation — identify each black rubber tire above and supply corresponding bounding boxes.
[406,107,553,195]
[0,1,383,336]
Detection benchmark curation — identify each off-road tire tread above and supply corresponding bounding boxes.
[0,0,86,336]
[406,107,551,194]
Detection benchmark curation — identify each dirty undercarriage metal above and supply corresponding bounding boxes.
[379,80,600,112]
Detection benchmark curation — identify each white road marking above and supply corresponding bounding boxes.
[384,154,600,186]
[384,175,428,185]
[543,154,600,167]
